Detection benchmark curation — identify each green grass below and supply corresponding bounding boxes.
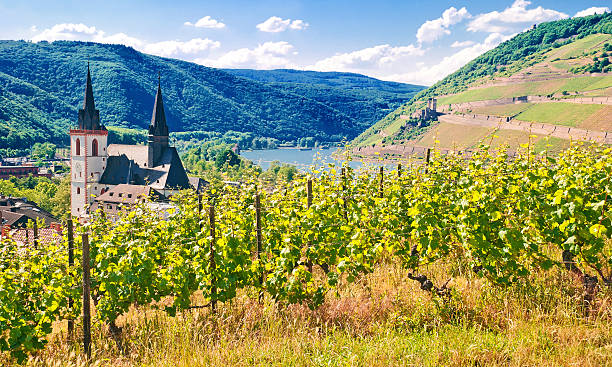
[584,75,612,91]
[515,102,604,126]
[546,34,612,60]
[559,75,612,93]
[550,60,577,71]
[470,103,534,117]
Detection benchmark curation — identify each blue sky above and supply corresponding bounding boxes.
[0,0,609,85]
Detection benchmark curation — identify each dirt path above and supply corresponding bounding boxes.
[438,114,612,144]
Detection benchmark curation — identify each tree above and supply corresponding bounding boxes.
[31,142,56,161]
[215,149,240,169]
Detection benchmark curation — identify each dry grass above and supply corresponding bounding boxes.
[416,122,494,150]
[580,106,612,132]
[4,260,612,366]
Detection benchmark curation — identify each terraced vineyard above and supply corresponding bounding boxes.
[354,15,612,152]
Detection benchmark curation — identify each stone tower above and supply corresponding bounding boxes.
[147,75,169,167]
[70,64,108,217]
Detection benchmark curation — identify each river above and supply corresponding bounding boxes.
[240,148,393,172]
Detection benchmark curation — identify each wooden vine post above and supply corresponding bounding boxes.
[379,166,384,198]
[209,205,217,313]
[197,193,203,231]
[341,168,348,221]
[255,192,263,302]
[425,148,431,174]
[81,233,92,359]
[307,179,313,208]
[67,219,74,337]
[397,163,402,178]
[33,220,38,248]
[306,179,313,273]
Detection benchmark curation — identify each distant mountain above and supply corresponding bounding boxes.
[224,69,424,131]
[0,41,424,153]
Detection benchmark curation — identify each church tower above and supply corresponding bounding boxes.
[70,64,108,217]
[147,75,169,167]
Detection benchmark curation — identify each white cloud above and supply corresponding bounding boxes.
[197,41,295,69]
[144,38,220,57]
[385,33,512,85]
[256,16,309,32]
[31,23,144,48]
[574,7,609,18]
[309,44,424,72]
[451,40,475,48]
[468,0,568,33]
[416,7,471,43]
[30,23,221,58]
[184,16,226,29]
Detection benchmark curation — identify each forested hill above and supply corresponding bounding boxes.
[224,69,423,131]
[0,41,423,153]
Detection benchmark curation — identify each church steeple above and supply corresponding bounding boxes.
[147,74,169,167]
[77,63,104,130]
[148,74,169,137]
[83,63,96,112]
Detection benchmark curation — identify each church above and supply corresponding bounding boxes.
[70,65,198,217]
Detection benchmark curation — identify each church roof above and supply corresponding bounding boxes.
[188,177,209,193]
[100,146,192,190]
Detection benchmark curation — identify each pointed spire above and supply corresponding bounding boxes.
[149,73,168,137]
[77,62,103,130]
[83,62,96,113]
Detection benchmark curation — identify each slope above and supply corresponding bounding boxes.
[224,69,424,131]
[353,12,612,153]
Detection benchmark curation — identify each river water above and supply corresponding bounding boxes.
[240,148,391,172]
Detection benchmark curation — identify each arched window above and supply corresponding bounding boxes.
[92,139,98,156]
[75,138,81,156]
[77,187,81,195]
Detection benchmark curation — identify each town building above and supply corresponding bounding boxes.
[0,196,59,230]
[90,184,165,216]
[70,65,198,217]
[0,164,52,179]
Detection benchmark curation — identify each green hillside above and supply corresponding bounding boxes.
[0,41,422,154]
[353,12,612,149]
[224,69,423,129]
[418,13,612,100]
